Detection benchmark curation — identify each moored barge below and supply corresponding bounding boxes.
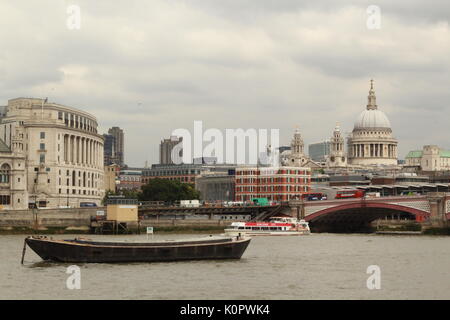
[23,235,251,263]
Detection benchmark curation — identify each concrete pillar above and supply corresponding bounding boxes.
[64,135,68,163]
[74,137,78,164]
[78,137,81,164]
[289,200,305,219]
[427,193,446,227]
[86,139,89,166]
[85,138,88,165]
[88,139,91,166]
[81,138,85,165]
[95,141,100,168]
[68,135,72,163]
[71,136,75,164]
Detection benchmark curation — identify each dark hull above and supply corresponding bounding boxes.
[25,236,251,263]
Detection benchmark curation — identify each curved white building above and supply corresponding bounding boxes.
[347,81,398,166]
[0,98,104,209]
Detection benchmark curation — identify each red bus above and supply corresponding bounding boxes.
[301,192,327,201]
[335,190,365,199]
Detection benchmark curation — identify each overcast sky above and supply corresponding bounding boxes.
[1,0,449,167]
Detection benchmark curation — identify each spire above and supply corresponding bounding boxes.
[367,79,377,110]
[334,122,340,132]
[291,127,304,155]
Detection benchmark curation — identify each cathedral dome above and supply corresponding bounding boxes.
[347,80,398,167]
[354,109,391,129]
[353,79,391,130]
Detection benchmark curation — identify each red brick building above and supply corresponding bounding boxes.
[235,166,311,202]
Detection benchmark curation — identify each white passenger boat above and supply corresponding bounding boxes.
[224,216,310,236]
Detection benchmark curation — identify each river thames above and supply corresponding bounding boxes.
[0,233,448,300]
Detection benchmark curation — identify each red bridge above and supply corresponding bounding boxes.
[288,193,450,232]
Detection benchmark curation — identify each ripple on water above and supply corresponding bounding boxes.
[0,233,449,299]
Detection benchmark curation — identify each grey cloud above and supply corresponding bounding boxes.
[1,0,449,165]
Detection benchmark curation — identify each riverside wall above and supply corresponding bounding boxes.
[0,207,234,233]
[0,207,103,231]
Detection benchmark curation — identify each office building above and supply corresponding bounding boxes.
[0,98,105,209]
[309,141,331,162]
[235,166,311,202]
[159,136,182,165]
[107,127,124,166]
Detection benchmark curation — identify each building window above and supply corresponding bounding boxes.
[0,195,10,205]
[39,154,45,163]
[40,143,45,150]
[0,164,10,183]
[40,132,45,139]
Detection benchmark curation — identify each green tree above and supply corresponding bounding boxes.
[139,178,200,203]
[102,189,141,205]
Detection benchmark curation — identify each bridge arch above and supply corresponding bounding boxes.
[306,202,429,221]
[305,201,430,233]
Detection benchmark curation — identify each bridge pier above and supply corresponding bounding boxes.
[426,193,448,228]
[288,200,305,220]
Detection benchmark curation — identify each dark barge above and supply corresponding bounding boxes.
[23,235,251,263]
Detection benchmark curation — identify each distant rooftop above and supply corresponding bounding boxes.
[406,149,450,158]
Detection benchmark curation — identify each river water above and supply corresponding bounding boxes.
[0,233,448,300]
